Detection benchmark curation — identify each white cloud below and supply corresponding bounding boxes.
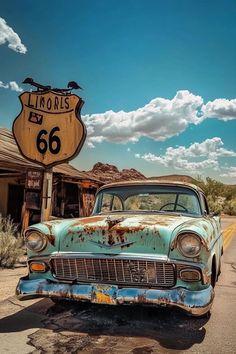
[0,17,27,54]
[9,81,23,92]
[0,81,9,89]
[220,167,236,178]
[202,98,236,121]
[86,141,95,149]
[83,91,236,147]
[0,80,23,92]
[83,90,204,146]
[136,138,236,172]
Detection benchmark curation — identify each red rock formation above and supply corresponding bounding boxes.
[87,162,146,183]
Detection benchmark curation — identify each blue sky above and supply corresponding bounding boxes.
[1,0,236,183]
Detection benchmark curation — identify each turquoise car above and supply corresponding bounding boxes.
[16,181,223,316]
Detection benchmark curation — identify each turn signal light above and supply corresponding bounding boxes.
[30,262,46,272]
[180,269,201,282]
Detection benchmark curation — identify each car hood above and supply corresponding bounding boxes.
[56,213,194,256]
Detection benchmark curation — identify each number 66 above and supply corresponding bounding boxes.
[36,127,61,155]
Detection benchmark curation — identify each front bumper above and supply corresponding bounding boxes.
[16,276,214,316]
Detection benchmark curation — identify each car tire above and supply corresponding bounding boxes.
[211,257,217,288]
[217,256,222,278]
[51,297,70,305]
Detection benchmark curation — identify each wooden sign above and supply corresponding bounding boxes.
[13,91,86,168]
[25,170,43,190]
[25,191,41,210]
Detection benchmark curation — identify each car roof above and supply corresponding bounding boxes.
[98,179,204,194]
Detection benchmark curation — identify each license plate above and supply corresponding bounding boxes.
[92,284,117,305]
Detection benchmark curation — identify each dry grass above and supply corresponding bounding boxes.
[0,216,24,268]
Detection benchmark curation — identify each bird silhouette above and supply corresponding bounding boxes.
[67,81,83,90]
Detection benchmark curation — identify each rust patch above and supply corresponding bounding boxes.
[106,216,124,230]
[43,223,55,246]
[46,233,55,246]
[44,222,53,235]
[177,289,186,303]
[108,233,115,245]
[66,229,83,238]
[137,294,147,303]
[71,216,104,226]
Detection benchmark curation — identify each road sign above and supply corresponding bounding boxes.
[13,90,86,168]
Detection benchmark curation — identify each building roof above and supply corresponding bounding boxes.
[0,128,102,183]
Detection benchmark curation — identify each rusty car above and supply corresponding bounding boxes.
[16,180,223,316]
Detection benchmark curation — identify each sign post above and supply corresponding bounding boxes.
[41,168,53,222]
[12,79,86,222]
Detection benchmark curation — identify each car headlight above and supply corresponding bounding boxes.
[24,230,47,252]
[177,233,202,257]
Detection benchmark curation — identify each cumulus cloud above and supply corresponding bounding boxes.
[83,90,236,146]
[0,17,27,54]
[83,90,236,147]
[202,98,236,121]
[0,80,23,92]
[0,81,9,89]
[9,81,23,92]
[135,138,236,172]
[84,90,204,146]
[220,167,236,178]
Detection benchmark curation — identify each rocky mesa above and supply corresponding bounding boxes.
[86,162,146,183]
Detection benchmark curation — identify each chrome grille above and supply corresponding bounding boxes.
[51,257,175,287]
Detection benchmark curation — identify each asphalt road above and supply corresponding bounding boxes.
[0,217,236,354]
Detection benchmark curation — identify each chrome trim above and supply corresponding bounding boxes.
[27,254,209,284]
[25,229,48,253]
[50,257,175,287]
[29,261,47,273]
[88,240,135,249]
[49,252,169,262]
[177,232,202,258]
[179,268,201,282]
[16,276,214,316]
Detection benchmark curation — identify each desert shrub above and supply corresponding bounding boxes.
[223,199,236,216]
[0,215,24,268]
[207,195,223,214]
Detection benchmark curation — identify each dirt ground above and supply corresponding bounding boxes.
[0,266,27,301]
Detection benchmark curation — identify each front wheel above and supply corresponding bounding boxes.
[51,297,71,305]
[211,261,217,288]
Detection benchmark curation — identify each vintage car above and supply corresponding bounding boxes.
[16,180,223,316]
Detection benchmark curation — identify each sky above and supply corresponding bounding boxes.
[0,0,236,183]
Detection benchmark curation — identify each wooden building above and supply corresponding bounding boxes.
[0,128,103,229]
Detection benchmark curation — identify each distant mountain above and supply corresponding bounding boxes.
[149,174,199,184]
[86,164,234,189]
[86,162,146,183]
[86,163,200,185]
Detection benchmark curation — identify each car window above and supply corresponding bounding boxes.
[94,185,202,215]
[125,193,176,211]
[100,194,123,212]
[178,194,201,214]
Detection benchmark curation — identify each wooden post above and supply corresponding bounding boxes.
[41,169,53,222]
[21,201,30,231]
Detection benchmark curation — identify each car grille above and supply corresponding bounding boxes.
[51,257,175,287]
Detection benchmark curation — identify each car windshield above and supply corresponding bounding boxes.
[93,185,202,215]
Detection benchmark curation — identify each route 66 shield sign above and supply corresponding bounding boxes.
[12,91,86,168]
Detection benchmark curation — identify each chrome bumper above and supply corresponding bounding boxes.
[16,276,214,316]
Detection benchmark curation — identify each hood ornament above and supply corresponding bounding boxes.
[89,240,135,249]
[105,216,124,229]
[88,216,135,248]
